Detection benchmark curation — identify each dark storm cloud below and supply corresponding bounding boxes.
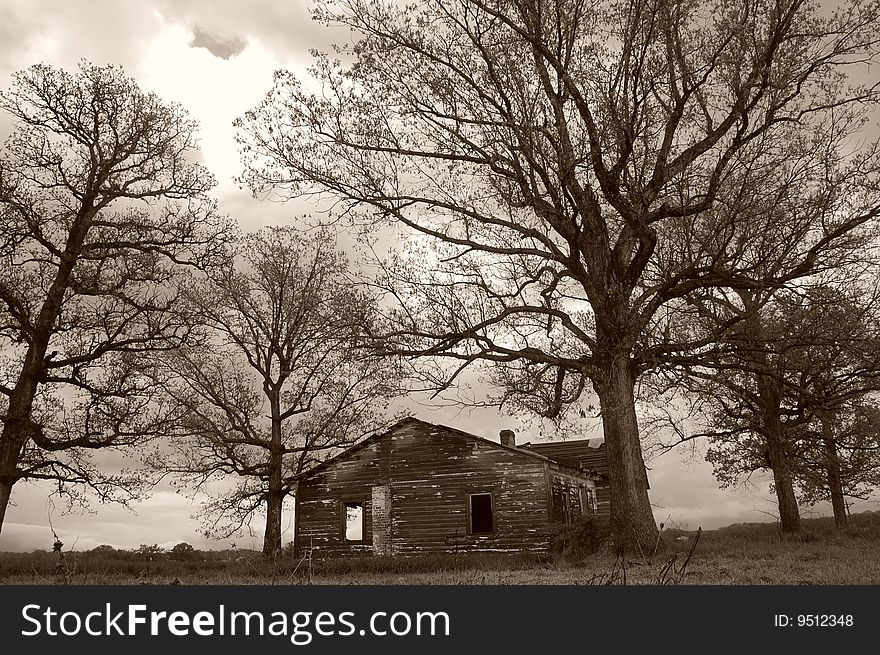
[153,0,335,63]
[189,26,247,59]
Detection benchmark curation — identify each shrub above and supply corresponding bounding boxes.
[170,543,196,560]
[550,516,606,561]
[136,544,164,560]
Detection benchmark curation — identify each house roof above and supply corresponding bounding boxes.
[519,439,608,478]
[519,438,652,489]
[289,416,599,482]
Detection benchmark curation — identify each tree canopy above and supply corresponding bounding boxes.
[238,0,880,550]
[0,61,233,531]
[154,227,397,556]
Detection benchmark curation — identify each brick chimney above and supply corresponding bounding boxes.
[499,429,516,448]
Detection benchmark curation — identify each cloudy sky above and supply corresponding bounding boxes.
[0,0,870,552]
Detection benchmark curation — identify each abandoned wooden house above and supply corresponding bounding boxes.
[291,416,608,558]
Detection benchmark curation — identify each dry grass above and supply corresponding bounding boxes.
[2,511,879,585]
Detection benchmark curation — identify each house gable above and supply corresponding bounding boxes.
[293,416,558,483]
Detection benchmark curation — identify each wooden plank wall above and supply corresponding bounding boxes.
[521,440,611,520]
[295,420,554,557]
[549,470,596,522]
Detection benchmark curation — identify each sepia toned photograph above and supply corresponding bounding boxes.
[1,0,879,588]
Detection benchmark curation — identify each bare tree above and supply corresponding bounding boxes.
[676,288,811,533]
[795,401,880,528]
[237,0,880,551]
[658,282,880,533]
[784,287,880,528]
[0,61,232,532]
[155,227,397,557]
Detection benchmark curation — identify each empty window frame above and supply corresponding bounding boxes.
[468,493,494,534]
[551,486,570,524]
[343,501,364,541]
[580,486,596,515]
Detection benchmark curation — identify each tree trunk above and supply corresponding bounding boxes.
[0,211,90,533]
[0,387,39,534]
[755,368,800,535]
[0,476,14,535]
[262,392,284,558]
[764,418,801,534]
[594,356,659,555]
[821,414,847,529]
[263,486,283,558]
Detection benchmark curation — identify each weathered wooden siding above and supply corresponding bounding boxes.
[295,419,554,557]
[521,440,611,520]
[549,469,596,522]
[295,437,385,558]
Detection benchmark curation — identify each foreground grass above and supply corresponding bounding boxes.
[2,512,879,585]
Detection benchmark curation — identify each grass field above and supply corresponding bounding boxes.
[2,511,879,585]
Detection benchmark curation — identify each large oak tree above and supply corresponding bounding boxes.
[238,0,880,551]
[0,62,232,532]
